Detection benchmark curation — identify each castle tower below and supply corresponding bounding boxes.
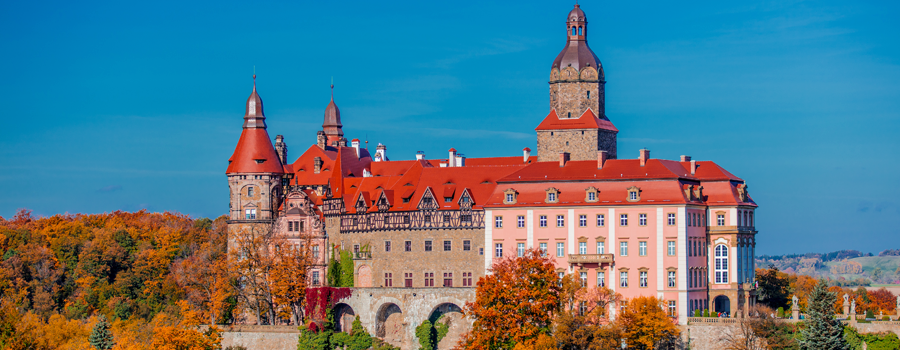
[226,75,285,234]
[322,84,345,147]
[536,4,618,162]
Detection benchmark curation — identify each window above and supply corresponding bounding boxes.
[620,214,628,226]
[557,215,565,227]
[539,242,548,256]
[640,271,648,287]
[639,213,647,226]
[405,241,412,252]
[298,221,304,232]
[354,244,360,255]
[620,241,628,256]
[715,244,729,283]
[313,245,320,259]
[424,272,434,287]
[384,273,392,287]
[479,247,483,255]
[443,272,453,287]
[506,193,514,202]
[586,90,591,99]
[288,221,293,232]
[403,198,410,203]
[588,191,596,201]
[444,240,452,251]
[750,212,754,226]
[245,209,256,220]
[385,241,391,252]
[425,240,432,252]
[556,242,565,257]
[463,272,472,287]
[620,271,628,287]
[548,192,557,202]
[639,241,647,256]
[558,272,565,281]
[579,242,587,255]
[596,241,605,254]
[539,215,547,228]
[597,214,605,226]
[580,272,588,287]
[495,216,503,228]
[717,214,725,226]
[597,272,605,287]
[667,213,676,226]
[629,191,637,200]
[312,271,320,286]
[667,241,676,256]
[517,243,525,257]
[444,197,452,203]
[668,301,676,317]
[517,216,525,228]
[247,187,254,197]
[495,243,503,258]
[668,271,676,287]
[463,240,471,251]
[443,214,451,223]
[579,214,587,227]
[404,273,413,287]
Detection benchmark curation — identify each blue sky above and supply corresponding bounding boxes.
[1,0,898,255]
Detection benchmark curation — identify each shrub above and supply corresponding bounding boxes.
[703,309,709,317]
[883,316,891,321]
[694,309,701,317]
[866,310,875,319]
[777,307,785,318]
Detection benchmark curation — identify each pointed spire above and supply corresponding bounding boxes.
[244,74,266,129]
[323,82,343,145]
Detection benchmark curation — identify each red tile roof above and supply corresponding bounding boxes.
[226,128,285,174]
[535,109,618,132]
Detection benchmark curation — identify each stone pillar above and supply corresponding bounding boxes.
[843,294,850,316]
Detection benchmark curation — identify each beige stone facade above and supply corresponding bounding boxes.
[536,128,617,162]
[549,68,604,119]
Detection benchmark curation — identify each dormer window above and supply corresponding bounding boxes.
[255,159,265,164]
[626,186,641,202]
[503,188,517,205]
[545,188,560,204]
[585,186,599,203]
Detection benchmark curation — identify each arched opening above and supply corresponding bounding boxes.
[578,26,583,35]
[333,303,356,333]
[427,303,465,350]
[572,26,576,36]
[376,303,404,347]
[714,295,731,315]
[357,264,372,287]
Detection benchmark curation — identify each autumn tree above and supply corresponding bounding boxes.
[617,296,679,350]
[230,225,277,324]
[866,288,896,315]
[269,233,313,325]
[461,248,560,349]
[172,217,234,325]
[799,280,848,350]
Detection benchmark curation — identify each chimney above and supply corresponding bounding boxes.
[338,137,347,147]
[351,139,360,158]
[690,160,697,175]
[523,147,531,163]
[316,131,326,149]
[376,143,388,161]
[598,151,608,169]
[456,153,465,167]
[314,157,323,174]
[275,135,288,164]
[680,155,691,162]
[448,148,457,167]
[559,152,570,167]
[415,151,425,160]
[639,148,650,167]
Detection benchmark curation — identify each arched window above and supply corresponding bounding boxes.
[572,26,577,36]
[715,244,729,284]
[578,26,583,35]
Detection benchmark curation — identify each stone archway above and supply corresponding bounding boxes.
[357,264,372,287]
[333,303,356,333]
[376,303,404,348]
[714,295,731,315]
[427,303,465,350]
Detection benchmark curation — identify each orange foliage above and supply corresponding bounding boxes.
[461,248,561,349]
[618,296,679,350]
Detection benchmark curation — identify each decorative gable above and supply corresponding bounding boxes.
[737,183,749,202]
[585,186,599,203]
[503,188,517,205]
[417,187,439,210]
[626,186,641,202]
[458,189,474,211]
[545,187,560,204]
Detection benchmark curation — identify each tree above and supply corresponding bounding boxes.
[756,266,789,309]
[618,296,679,350]
[461,248,560,349]
[799,280,848,350]
[269,234,313,325]
[89,315,115,350]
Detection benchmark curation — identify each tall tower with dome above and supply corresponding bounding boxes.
[536,4,618,162]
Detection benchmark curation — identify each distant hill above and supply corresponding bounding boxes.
[756,249,900,286]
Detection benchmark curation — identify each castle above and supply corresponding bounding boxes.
[225,4,758,348]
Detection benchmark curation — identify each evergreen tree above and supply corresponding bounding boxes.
[88,315,115,350]
[800,280,848,350]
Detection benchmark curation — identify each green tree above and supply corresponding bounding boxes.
[88,315,115,350]
[757,266,790,309]
[800,280,848,350]
[340,250,354,287]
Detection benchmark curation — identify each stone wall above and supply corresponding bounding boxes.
[536,129,617,162]
[219,325,298,350]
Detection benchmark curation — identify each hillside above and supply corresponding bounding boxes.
[756,250,900,286]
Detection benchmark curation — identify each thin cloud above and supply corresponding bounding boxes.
[96,185,122,193]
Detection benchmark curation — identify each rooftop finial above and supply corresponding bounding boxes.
[253,66,257,90]
[330,77,334,100]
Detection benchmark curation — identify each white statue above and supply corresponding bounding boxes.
[792,295,799,309]
[844,294,849,304]
[851,299,856,314]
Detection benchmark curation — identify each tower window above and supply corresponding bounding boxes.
[587,91,590,99]
[247,187,254,197]
[572,27,576,36]
[578,26,582,35]
[567,112,571,118]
